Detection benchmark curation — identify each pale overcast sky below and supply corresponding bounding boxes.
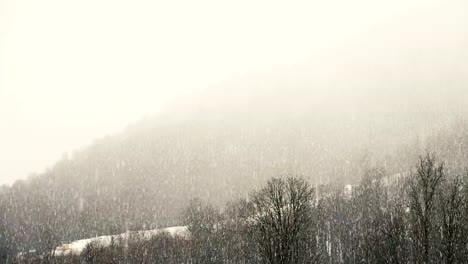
[1,0,467,184]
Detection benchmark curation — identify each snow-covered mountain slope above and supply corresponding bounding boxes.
[54,226,189,256]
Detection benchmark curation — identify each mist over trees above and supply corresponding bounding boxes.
[0,99,468,261]
[1,82,468,263]
[2,0,468,262]
[7,153,468,263]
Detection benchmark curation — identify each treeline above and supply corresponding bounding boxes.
[2,116,468,263]
[0,113,397,260]
[13,153,468,264]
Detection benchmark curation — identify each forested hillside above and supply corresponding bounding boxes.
[10,154,468,264]
[1,85,468,260]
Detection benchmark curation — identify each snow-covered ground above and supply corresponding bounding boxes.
[54,226,189,256]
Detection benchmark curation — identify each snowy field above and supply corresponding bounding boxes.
[53,226,189,256]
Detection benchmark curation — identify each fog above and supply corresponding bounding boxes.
[1,0,468,185]
[3,1,468,262]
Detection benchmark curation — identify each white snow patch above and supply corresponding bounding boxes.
[54,226,189,256]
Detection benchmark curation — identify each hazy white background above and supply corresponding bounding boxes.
[1,0,467,184]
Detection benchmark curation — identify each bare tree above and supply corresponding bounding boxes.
[408,153,445,264]
[438,176,466,264]
[183,198,222,263]
[251,176,316,264]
